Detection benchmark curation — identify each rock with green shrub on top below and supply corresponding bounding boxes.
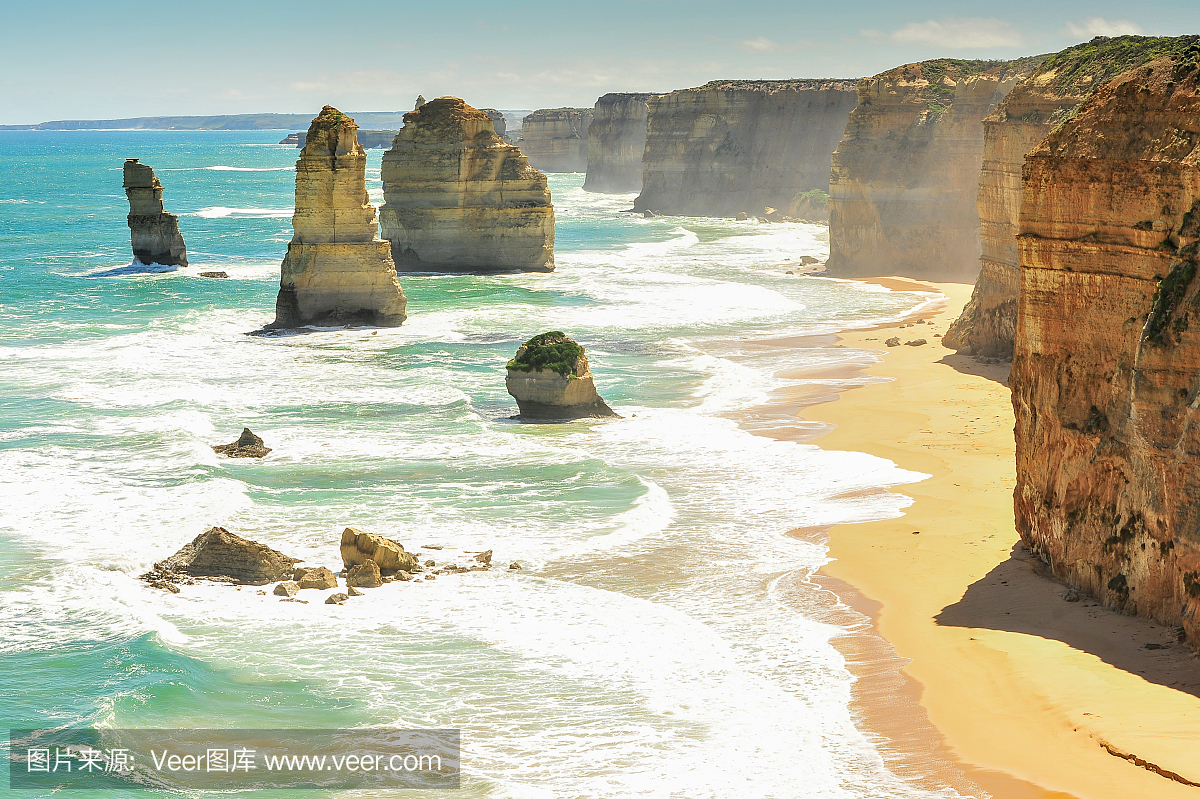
[505,332,617,420]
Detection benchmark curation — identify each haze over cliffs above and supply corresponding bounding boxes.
[583,93,659,193]
[633,79,858,217]
[518,108,592,172]
[268,106,406,329]
[379,97,555,273]
[123,159,187,267]
[946,36,1200,357]
[826,58,1042,280]
[1012,50,1200,637]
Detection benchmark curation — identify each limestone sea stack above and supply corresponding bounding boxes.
[505,332,616,420]
[633,80,858,217]
[518,108,592,172]
[481,109,507,140]
[379,97,555,273]
[583,93,660,193]
[267,106,406,329]
[825,58,1043,280]
[946,36,1200,358]
[1012,50,1200,639]
[123,159,187,267]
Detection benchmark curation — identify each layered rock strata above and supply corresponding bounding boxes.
[267,106,407,329]
[826,58,1043,280]
[123,159,188,267]
[506,332,616,420]
[481,109,507,140]
[518,108,592,172]
[340,527,419,573]
[153,527,299,585]
[288,130,398,149]
[633,80,858,217]
[583,93,659,193]
[947,36,1200,357]
[1012,51,1200,639]
[379,97,555,272]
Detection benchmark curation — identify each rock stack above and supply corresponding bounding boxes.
[123,159,188,267]
[505,332,616,420]
[1012,50,1200,638]
[379,97,555,273]
[826,58,1043,280]
[518,108,592,172]
[583,93,659,193]
[266,106,407,330]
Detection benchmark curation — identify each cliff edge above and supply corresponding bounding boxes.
[123,159,187,267]
[946,36,1200,357]
[1012,49,1200,638]
[583,93,660,193]
[826,58,1043,280]
[634,80,858,217]
[518,108,592,172]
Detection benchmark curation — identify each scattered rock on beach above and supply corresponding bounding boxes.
[273,581,300,597]
[212,428,272,458]
[346,560,383,588]
[904,339,927,347]
[509,562,522,570]
[341,527,419,573]
[1061,588,1080,602]
[149,527,299,586]
[347,587,364,597]
[298,567,338,590]
[885,337,900,347]
[474,550,493,566]
[325,592,349,605]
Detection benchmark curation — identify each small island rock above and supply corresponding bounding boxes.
[506,332,616,420]
[212,428,272,458]
[154,527,299,585]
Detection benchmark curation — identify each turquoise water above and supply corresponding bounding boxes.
[0,131,954,798]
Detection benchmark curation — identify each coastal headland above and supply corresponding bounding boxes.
[795,281,1200,798]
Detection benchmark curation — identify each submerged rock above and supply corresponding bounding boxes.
[123,159,188,267]
[152,527,299,586]
[266,106,407,330]
[212,427,272,458]
[506,332,616,420]
[340,527,419,573]
[198,271,229,279]
[379,97,555,273]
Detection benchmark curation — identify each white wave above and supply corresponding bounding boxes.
[85,259,181,277]
[192,206,292,219]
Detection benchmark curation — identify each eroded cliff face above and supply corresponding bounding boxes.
[268,106,406,329]
[583,93,659,193]
[379,97,554,272]
[634,80,858,217]
[827,58,1042,280]
[518,108,592,172]
[947,36,1200,357]
[1012,51,1200,637]
[123,159,187,266]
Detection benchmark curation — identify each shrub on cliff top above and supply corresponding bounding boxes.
[507,332,584,377]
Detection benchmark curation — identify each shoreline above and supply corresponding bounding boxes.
[787,280,1200,798]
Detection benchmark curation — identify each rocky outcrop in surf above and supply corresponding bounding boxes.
[266,106,407,330]
[583,93,659,193]
[825,58,1043,280]
[340,527,420,574]
[379,97,555,273]
[1011,50,1200,640]
[633,80,858,217]
[518,108,592,172]
[212,427,271,458]
[123,159,187,267]
[946,36,1200,357]
[150,527,300,586]
[506,332,616,420]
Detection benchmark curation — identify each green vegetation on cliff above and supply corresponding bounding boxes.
[507,332,584,377]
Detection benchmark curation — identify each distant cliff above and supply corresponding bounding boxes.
[1012,50,1200,638]
[583,93,659,193]
[518,109,592,172]
[2,112,413,131]
[826,58,1042,280]
[284,129,397,149]
[633,79,858,217]
[946,36,1200,357]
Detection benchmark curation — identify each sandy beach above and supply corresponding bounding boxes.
[793,280,1200,799]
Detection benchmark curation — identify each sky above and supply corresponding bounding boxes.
[2,0,1199,123]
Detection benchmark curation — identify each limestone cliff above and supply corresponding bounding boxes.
[1012,50,1200,638]
[506,332,615,420]
[123,159,187,267]
[518,108,592,172]
[583,93,659,193]
[379,97,555,273]
[947,36,1200,357]
[826,58,1043,280]
[481,108,507,140]
[267,106,407,329]
[633,79,858,217]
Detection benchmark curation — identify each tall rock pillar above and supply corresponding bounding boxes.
[123,159,188,267]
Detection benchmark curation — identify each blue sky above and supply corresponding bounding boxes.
[1,0,1198,123]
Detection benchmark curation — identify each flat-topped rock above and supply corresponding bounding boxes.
[505,332,616,420]
[584,93,660,193]
[519,108,592,172]
[153,527,299,585]
[266,106,407,330]
[123,159,188,267]
[379,97,555,273]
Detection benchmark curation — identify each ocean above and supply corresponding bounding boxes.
[0,130,960,798]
